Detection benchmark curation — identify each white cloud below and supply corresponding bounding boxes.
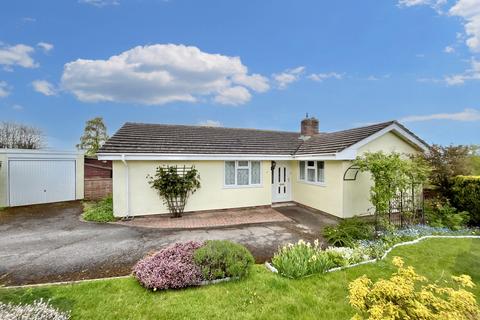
[213,86,251,105]
[363,74,391,81]
[198,120,223,127]
[0,44,37,69]
[401,1,480,84]
[78,0,119,7]
[233,73,270,92]
[32,80,57,96]
[401,108,480,122]
[37,42,54,53]
[398,0,447,10]
[12,104,23,111]
[416,77,443,83]
[449,0,480,52]
[444,58,480,85]
[21,17,36,23]
[399,1,480,52]
[61,44,268,106]
[444,45,456,53]
[398,0,431,7]
[0,81,11,98]
[272,66,305,89]
[308,72,343,82]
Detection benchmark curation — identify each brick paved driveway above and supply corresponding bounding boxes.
[115,207,291,229]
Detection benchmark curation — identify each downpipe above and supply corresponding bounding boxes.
[121,154,132,221]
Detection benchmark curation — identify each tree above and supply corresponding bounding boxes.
[77,117,109,156]
[147,165,201,218]
[468,145,480,175]
[0,122,44,149]
[423,144,471,199]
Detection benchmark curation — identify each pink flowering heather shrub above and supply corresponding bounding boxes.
[133,241,204,290]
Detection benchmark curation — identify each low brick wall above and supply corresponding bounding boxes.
[84,178,112,200]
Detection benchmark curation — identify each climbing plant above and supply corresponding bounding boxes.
[353,152,430,226]
[148,165,201,218]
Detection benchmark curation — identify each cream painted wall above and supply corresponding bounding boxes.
[112,160,272,217]
[110,131,423,218]
[357,131,419,155]
[291,160,345,218]
[342,132,421,218]
[0,154,7,207]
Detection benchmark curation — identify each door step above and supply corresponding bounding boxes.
[272,202,296,208]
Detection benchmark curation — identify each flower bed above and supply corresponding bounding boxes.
[271,240,334,278]
[268,225,480,279]
[0,299,70,320]
[133,240,254,291]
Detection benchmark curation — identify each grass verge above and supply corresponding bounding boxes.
[0,238,479,320]
[82,196,115,223]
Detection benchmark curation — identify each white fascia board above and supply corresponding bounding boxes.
[98,152,348,161]
[292,153,340,161]
[336,123,429,158]
[332,149,357,160]
[0,149,83,159]
[97,153,294,161]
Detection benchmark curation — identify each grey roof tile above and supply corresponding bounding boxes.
[99,120,427,155]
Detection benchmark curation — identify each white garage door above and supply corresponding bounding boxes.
[9,159,76,206]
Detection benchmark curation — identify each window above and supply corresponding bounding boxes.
[237,161,249,185]
[298,160,325,184]
[224,161,262,187]
[251,161,261,184]
[306,161,316,182]
[299,161,305,180]
[317,161,325,182]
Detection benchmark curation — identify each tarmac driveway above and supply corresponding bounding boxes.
[0,202,337,286]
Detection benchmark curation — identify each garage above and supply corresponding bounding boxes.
[0,150,84,207]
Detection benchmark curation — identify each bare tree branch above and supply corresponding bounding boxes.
[0,122,44,149]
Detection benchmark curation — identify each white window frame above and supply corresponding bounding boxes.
[224,160,262,188]
[298,160,326,186]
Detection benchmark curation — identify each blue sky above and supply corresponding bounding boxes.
[0,0,479,149]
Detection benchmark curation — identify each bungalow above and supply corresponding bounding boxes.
[97,117,429,218]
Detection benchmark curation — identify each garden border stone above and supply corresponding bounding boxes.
[5,275,240,290]
[265,235,480,276]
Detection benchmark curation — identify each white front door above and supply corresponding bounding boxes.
[271,161,291,203]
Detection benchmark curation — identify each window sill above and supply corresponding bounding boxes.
[223,184,263,189]
[297,180,327,187]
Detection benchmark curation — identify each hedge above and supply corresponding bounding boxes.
[451,176,480,226]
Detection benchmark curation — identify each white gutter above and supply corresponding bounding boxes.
[97,153,295,161]
[97,153,343,161]
[121,154,130,218]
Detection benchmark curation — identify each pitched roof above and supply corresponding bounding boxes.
[99,120,427,156]
[295,121,394,155]
[99,123,303,155]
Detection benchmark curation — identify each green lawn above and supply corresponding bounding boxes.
[1,238,479,320]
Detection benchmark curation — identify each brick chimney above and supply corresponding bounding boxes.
[301,115,319,136]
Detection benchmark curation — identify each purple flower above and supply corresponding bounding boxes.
[133,241,204,290]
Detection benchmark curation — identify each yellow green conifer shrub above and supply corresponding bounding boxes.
[348,256,480,320]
